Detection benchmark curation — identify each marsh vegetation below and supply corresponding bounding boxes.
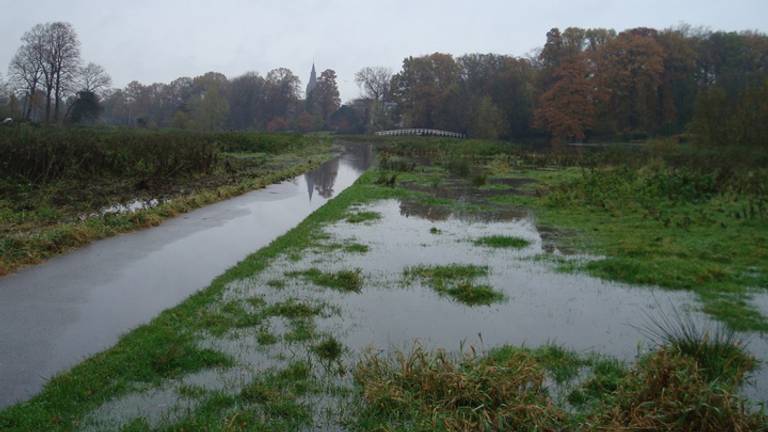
[0,126,332,275]
[1,136,767,431]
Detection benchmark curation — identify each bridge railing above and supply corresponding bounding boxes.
[374,128,466,139]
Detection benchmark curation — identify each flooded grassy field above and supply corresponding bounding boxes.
[2,140,766,431]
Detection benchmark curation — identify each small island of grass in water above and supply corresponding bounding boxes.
[474,235,531,249]
[404,264,505,306]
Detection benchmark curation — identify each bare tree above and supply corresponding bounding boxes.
[354,66,392,101]
[19,23,58,122]
[78,62,112,95]
[11,24,46,120]
[46,22,81,122]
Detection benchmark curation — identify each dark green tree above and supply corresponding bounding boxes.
[67,90,102,124]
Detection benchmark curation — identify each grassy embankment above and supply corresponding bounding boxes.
[0,156,765,430]
[376,137,768,332]
[0,126,334,275]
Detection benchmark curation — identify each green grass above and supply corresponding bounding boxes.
[403,264,504,306]
[352,345,562,431]
[439,282,504,306]
[198,300,263,336]
[404,264,489,281]
[488,344,585,384]
[0,132,333,276]
[265,298,323,319]
[4,137,767,430]
[637,305,756,384]
[312,337,344,361]
[266,279,287,289]
[473,235,531,249]
[171,361,315,431]
[285,268,364,293]
[345,210,382,224]
[373,136,768,331]
[344,243,370,253]
[0,173,400,430]
[352,340,762,432]
[526,191,768,331]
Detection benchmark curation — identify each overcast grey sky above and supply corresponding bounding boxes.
[2,0,767,102]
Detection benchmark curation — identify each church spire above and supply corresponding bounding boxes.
[306,63,318,97]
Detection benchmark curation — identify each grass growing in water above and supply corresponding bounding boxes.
[265,298,324,319]
[404,263,488,281]
[266,279,287,289]
[474,235,531,249]
[403,264,504,306]
[590,348,765,431]
[344,243,369,253]
[353,341,764,432]
[286,268,363,293]
[353,345,563,431]
[345,210,382,224]
[636,305,756,384]
[312,337,344,361]
[3,158,765,431]
[378,136,768,331]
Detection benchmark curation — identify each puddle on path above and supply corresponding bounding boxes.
[82,199,768,430]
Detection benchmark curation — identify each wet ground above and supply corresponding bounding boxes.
[80,198,768,430]
[0,144,373,408]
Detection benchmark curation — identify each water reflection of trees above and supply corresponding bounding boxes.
[342,142,373,172]
[305,158,339,200]
[304,143,374,201]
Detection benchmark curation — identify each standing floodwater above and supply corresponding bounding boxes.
[0,144,372,408]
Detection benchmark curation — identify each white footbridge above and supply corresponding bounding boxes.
[375,128,466,139]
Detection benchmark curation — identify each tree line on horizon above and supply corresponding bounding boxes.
[381,25,768,146]
[2,23,767,146]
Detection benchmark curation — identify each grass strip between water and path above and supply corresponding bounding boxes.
[0,170,403,431]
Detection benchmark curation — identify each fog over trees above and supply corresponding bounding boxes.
[2,22,767,146]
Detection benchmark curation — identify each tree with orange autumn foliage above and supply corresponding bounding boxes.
[533,56,596,144]
[594,29,666,135]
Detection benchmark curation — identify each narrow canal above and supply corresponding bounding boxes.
[0,143,372,408]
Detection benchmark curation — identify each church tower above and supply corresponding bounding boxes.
[306,63,318,97]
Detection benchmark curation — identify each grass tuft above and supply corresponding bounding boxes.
[353,345,565,431]
[403,264,503,306]
[286,268,363,293]
[636,305,756,384]
[474,235,531,249]
[590,349,766,431]
[265,298,323,319]
[312,337,344,361]
[345,211,382,224]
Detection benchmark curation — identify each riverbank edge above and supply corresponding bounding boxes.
[0,141,335,277]
[0,170,402,430]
